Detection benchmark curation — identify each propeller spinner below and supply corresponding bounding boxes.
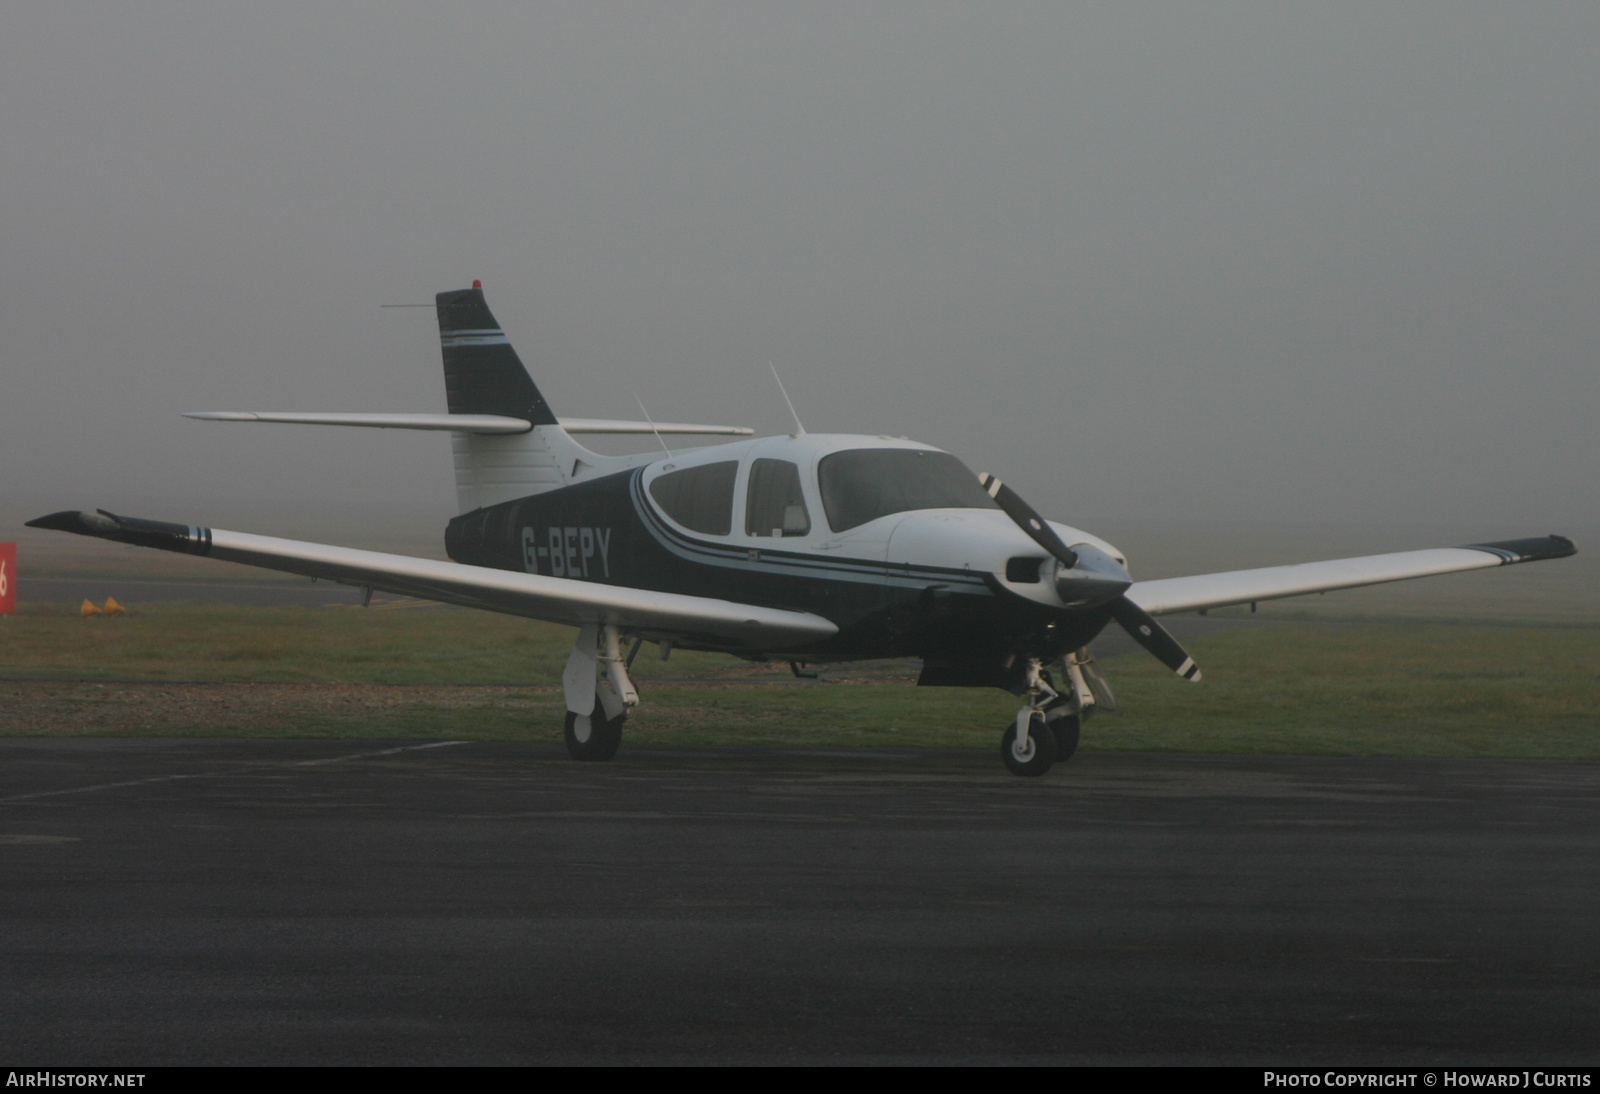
[977,472,1203,683]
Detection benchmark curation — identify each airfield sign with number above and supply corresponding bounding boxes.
[0,542,14,614]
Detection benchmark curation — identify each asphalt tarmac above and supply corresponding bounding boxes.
[1,739,1596,1065]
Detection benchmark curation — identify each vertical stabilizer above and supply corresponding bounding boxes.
[436,287,558,424]
[437,285,580,512]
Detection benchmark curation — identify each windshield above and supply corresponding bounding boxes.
[817,448,999,533]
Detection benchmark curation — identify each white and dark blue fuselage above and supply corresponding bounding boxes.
[444,431,1132,685]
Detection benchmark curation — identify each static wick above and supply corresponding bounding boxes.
[768,361,806,436]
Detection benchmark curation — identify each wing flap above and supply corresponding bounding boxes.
[1126,536,1575,616]
[26,510,837,649]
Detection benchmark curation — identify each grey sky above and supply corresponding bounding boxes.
[2,3,1596,542]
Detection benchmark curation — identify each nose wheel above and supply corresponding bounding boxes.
[1001,713,1057,776]
[999,656,1092,776]
[1050,712,1081,762]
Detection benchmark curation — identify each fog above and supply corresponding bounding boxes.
[3,3,1596,548]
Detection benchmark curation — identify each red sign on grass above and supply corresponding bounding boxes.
[0,542,14,614]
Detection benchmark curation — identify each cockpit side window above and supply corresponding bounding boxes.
[745,459,811,537]
[817,448,999,533]
[648,461,738,536]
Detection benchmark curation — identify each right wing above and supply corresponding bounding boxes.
[1126,536,1576,617]
[26,509,835,650]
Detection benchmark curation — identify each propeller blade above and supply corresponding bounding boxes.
[977,473,1078,569]
[1108,597,1203,682]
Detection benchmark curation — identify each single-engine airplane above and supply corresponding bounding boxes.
[30,285,1577,775]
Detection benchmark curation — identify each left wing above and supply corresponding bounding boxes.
[25,509,836,650]
[1126,536,1576,617]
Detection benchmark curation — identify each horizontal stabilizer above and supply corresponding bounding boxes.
[185,412,751,436]
[560,419,753,436]
[184,412,532,434]
[1127,535,1576,617]
[26,509,837,651]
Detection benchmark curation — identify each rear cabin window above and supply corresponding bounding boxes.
[648,461,737,536]
[745,459,811,537]
[817,449,999,533]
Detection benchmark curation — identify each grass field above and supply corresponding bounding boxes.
[2,600,1597,758]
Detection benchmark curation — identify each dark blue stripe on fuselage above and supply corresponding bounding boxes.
[444,468,1107,661]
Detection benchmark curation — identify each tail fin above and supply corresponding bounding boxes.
[438,284,574,512]
[436,286,558,425]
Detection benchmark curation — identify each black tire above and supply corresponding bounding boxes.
[1000,715,1057,777]
[1048,713,1081,762]
[564,697,625,761]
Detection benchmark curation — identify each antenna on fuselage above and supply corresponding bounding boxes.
[634,396,673,458]
[768,361,806,436]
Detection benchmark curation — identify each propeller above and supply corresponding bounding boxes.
[978,472,1202,683]
[1108,597,1202,682]
[978,472,1078,569]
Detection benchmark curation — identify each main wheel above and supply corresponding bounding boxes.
[564,696,625,761]
[1047,712,1081,762]
[1000,715,1057,777]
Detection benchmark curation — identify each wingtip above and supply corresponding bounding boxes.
[27,510,86,532]
[25,509,211,556]
[26,510,120,536]
[1463,535,1579,563]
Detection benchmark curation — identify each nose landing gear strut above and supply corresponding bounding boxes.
[1001,659,1060,776]
[1000,651,1098,776]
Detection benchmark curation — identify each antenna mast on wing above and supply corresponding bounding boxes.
[768,362,806,436]
[634,396,673,458]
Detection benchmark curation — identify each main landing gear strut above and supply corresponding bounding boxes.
[563,623,639,761]
[1000,650,1101,777]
